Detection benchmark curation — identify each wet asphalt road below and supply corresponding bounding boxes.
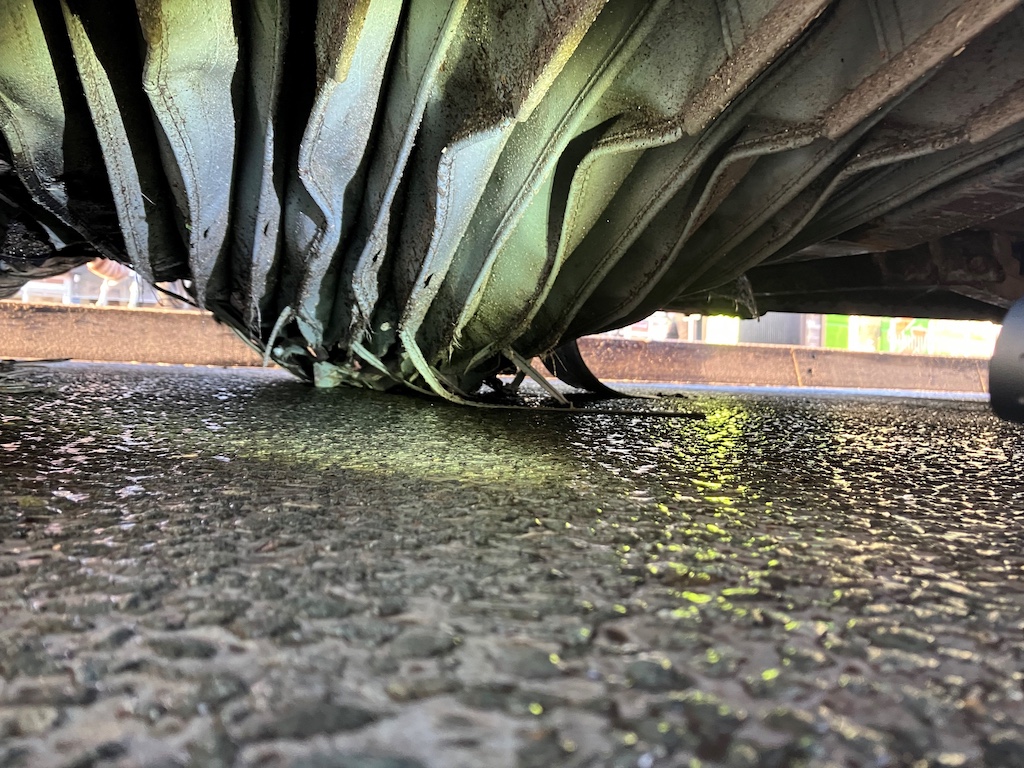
[1,362,1023,768]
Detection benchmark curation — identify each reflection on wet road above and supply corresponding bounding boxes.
[1,363,1022,768]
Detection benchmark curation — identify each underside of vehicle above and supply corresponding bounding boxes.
[2,0,1024,412]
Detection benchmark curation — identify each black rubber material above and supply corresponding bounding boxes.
[541,340,628,398]
[990,298,1024,423]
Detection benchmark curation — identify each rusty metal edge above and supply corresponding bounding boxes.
[0,303,989,392]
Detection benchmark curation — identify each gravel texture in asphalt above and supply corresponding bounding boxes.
[1,363,1023,768]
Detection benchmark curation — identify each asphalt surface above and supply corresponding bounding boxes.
[1,362,1023,768]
